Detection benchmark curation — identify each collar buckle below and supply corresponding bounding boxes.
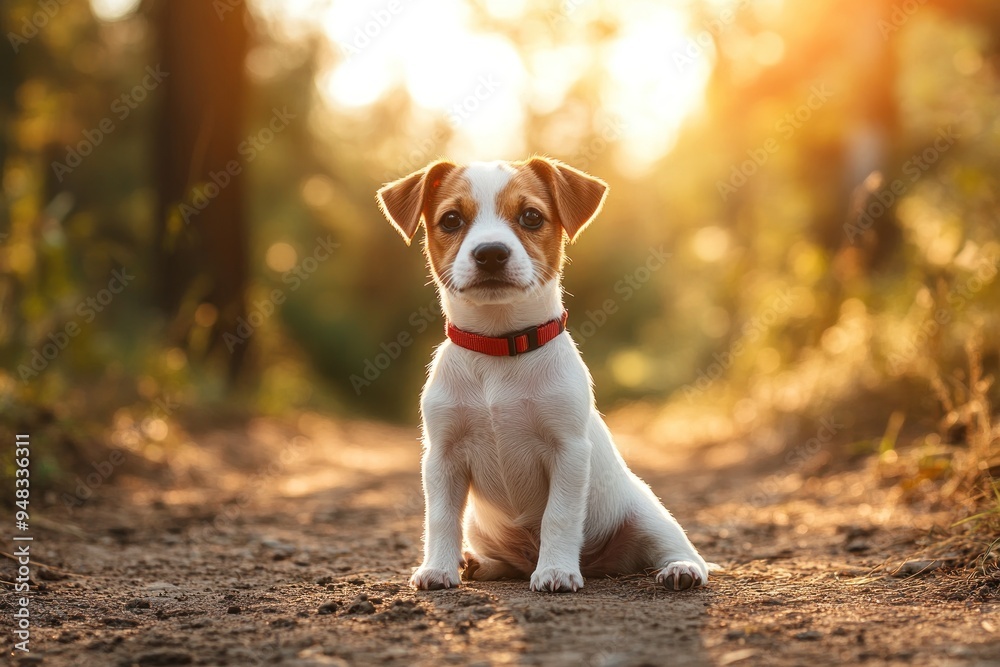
[506,325,540,356]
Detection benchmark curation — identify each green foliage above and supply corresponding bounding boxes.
[0,1,997,520]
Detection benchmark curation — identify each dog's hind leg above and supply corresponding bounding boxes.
[462,551,524,581]
[630,493,710,591]
[462,508,536,580]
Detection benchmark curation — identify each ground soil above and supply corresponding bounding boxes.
[4,412,999,667]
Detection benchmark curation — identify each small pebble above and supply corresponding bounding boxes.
[346,599,376,615]
[795,630,822,641]
[227,606,241,614]
[318,601,339,614]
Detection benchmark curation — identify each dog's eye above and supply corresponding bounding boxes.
[440,211,464,232]
[519,208,543,230]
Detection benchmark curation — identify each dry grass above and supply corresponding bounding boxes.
[892,333,1000,584]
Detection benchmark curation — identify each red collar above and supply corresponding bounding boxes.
[446,311,568,357]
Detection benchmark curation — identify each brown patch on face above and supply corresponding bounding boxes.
[496,165,566,282]
[422,167,477,288]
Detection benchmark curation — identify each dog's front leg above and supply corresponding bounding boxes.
[530,437,590,593]
[410,447,469,590]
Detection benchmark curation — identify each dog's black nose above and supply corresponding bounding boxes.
[473,243,510,273]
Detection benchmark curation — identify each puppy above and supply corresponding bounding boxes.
[376,157,709,593]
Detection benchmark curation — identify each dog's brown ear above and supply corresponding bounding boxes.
[526,156,608,242]
[376,160,457,245]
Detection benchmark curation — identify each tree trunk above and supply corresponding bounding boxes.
[153,0,250,378]
[0,21,18,221]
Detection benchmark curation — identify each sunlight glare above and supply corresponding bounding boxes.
[320,61,396,109]
[302,0,711,168]
[480,0,529,20]
[320,0,526,159]
[528,46,591,115]
[266,242,299,273]
[89,0,141,22]
[603,5,712,173]
[250,0,328,42]
[752,31,785,66]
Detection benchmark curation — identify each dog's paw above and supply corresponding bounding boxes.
[410,565,461,591]
[655,560,707,591]
[529,566,584,593]
[462,553,480,581]
[463,551,522,581]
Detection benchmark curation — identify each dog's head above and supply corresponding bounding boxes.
[376,157,607,305]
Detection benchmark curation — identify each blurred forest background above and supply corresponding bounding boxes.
[0,0,998,545]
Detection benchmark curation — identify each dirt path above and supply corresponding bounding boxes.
[6,413,999,667]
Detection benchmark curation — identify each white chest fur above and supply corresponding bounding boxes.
[421,333,592,521]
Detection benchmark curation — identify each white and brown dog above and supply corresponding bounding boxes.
[376,157,709,593]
